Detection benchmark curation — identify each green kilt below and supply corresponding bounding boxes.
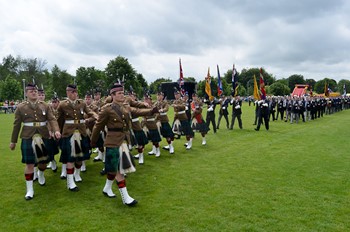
[59,135,90,163]
[160,122,174,139]
[180,119,194,137]
[47,138,60,161]
[147,129,162,143]
[134,130,149,146]
[21,138,50,164]
[96,133,105,148]
[193,119,209,134]
[105,147,120,173]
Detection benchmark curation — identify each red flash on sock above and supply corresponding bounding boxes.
[25,173,34,181]
[66,168,74,174]
[117,180,126,188]
[107,173,116,180]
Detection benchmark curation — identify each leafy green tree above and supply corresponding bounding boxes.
[268,82,290,96]
[0,75,22,101]
[0,55,20,82]
[305,78,316,90]
[287,74,305,91]
[105,56,143,96]
[314,78,337,94]
[239,67,275,91]
[337,79,350,95]
[76,67,106,96]
[51,65,74,98]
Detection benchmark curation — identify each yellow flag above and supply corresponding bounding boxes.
[253,74,260,100]
[205,67,212,98]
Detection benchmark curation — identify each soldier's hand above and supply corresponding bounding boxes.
[54,131,61,140]
[151,106,159,114]
[9,143,16,150]
[49,131,54,138]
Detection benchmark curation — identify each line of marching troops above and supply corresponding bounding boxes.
[9,83,223,206]
[10,82,348,205]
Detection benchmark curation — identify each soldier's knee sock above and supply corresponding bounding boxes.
[25,173,34,181]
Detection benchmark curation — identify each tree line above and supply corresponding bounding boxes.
[0,54,349,101]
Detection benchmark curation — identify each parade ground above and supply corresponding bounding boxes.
[0,102,349,231]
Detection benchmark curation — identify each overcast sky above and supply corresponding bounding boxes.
[1,0,350,83]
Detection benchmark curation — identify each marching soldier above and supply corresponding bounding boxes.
[143,94,162,157]
[172,89,194,149]
[56,84,98,192]
[229,95,243,130]
[92,89,106,162]
[47,95,60,173]
[90,83,158,206]
[205,96,218,133]
[191,93,209,145]
[155,92,175,154]
[129,92,150,164]
[255,100,270,131]
[216,94,230,129]
[9,83,61,200]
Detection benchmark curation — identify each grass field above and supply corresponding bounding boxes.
[0,103,349,232]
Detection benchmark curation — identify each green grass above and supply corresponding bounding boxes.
[0,103,349,232]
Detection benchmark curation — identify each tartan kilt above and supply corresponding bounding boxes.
[59,135,90,163]
[180,119,194,137]
[47,138,60,161]
[147,129,162,143]
[21,138,50,164]
[96,133,104,148]
[194,119,209,134]
[134,130,149,146]
[160,122,174,139]
[105,147,120,173]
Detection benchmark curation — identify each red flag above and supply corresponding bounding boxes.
[179,58,185,95]
[259,68,266,100]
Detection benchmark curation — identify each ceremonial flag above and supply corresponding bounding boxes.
[232,64,239,97]
[343,83,346,96]
[205,67,212,98]
[253,74,260,100]
[259,68,266,100]
[217,65,223,96]
[324,82,329,97]
[309,85,313,97]
[179,58,185,96]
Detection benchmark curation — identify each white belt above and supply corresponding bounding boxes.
[146,118,156,121]
[23,121,47,127]
[177,110,185,114]
[159,112,167,116]
[132,118,139,122]
[65,119,85,124]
